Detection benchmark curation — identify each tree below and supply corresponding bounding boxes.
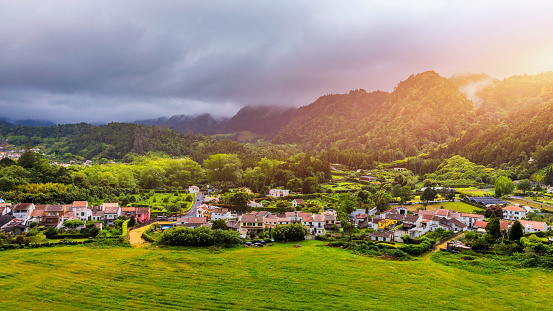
[516,179,532,195]
[287,178,303,192]
[44,226,58,238]
[508,220,524,242]
[338,193,357,214]
[484,204,504,219]
[271,224,308,242]
[63,219,85,230]
[420,187,436,207]
[203,154,242,183]
[485,213,501,239]
[544,167,553,186]
[357,190,369,203]
[342,221,356,241]
[212,219,228,230]
[302,177,319,194]
[128,215,136,227]
[397,186,412,204]
[494,176,515,197]
[139,166,167,189]
[17,150,38,169]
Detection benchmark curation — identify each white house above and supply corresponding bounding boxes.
[518,220,547,233]
[74,207,92,222]
[547,186,553,194]
[368,231,393,242]
[12,203,34,222]
[211,208,232,221]
[102,203,121,226]
[176,217,207,229]
[503,205,526,220]
[0,203,12,216]
[188,186,200,194]
[269,189,290,198]
[312,214,325,235]
[292,199,305,207]
[459,213,485,228]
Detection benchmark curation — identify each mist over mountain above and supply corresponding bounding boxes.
[135,114,228,134]
[0,117,55,127]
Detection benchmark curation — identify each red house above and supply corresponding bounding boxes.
[136,207,150,223]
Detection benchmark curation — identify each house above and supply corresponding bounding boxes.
[12,203,35,221]
[30,204,47,225]
[121,207,137,219]
[277,217,291,225]
[368,231,393,242]
[247,200,263,208]
[136,207,150,223]
[176,217,207,229]
[197,204,212,220]
[503,205,526,220]
[74,207,92,222]
[472,220,511,232]
[239,213,265,236]
[312,214,325,235]
[355,214,368,227]
[393,168,406,172]
[518,220,547,233]
[1,219,28,235]
[103,203,121,226]
[292,199,305,207]
[0,214,15,231]
[44,205,66,227]
[0,203,12,216]
[226,220,240,232]
[269,189,290,198]
[460,213,485,228]
[91,207,105,222]
[188,186,200,194]
[211,208,232,221]
[72,201,88,210]
[263,216,279,228]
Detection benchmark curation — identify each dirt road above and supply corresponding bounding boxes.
[128,223,155,247]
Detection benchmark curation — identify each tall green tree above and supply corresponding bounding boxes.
[420,187,436,207]
[485,213,501,240]
[203,154,242,183]
[516,179,533,194]
[508,220,524,242]
[495,176,515,197]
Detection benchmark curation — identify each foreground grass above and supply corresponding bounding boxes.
[1,241,552,310]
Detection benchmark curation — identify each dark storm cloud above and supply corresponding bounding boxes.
[1,1,553,123]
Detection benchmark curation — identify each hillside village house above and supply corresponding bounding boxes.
[29,204,47,224]
[72,201,88,210]
[0,203,12,216]
[188,186,200,194]
[102,203,120,226]
[269,189,290,198]
[359,175,377,182]
[44,205,66,227]
[121,207,137,218]
[12,203,35,222]
[211,208,232,221]
[459,213,485,228]
[292,199,305,207]
[247,200,262,208]
[239,213,265,236]
[74,207,92,222]
[91,207,104,222]
[503,205,526,220]
[136,207,150,223]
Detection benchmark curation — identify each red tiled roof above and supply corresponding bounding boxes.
[45,205,65,212]
[503,205,525,212]
[473,220,487,228]
[121,207,136,212]
[73,201,87,207]
[461,213,483,218]
[14,203,33,210]
[518,220,546,230]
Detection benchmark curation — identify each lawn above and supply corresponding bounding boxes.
[128,192,194,211]
[455,187,495,196]
[1,241,551,310]
[406,201,484,213]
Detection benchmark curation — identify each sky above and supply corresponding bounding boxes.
[1,0,553,124]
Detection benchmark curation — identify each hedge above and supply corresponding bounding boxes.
[142,228,155,242]
[47,234,96,239]
[121,219,130,238]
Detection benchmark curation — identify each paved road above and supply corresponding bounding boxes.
[508,195,553,209]
[183,191,204,218]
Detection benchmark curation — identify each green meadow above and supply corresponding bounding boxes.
[1,240,552,310]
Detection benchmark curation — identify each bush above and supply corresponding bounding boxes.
[271,224,308,242]
[158,227,241,247]
[44,227,58,238]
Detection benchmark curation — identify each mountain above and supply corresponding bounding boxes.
[365,71,476,153]
[135,113,228,134]
[272,89,388,149]
[0,117,55,127]
[220,106,297,138]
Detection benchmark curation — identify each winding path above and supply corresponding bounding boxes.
[128,223,156,248]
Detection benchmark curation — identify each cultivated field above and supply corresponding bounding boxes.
[0,240,551,310]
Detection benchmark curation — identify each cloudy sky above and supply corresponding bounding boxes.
[1,1,553,123]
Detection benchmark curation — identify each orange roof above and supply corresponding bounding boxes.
[461,213,483,218]
[73,201,88,207]
[503,205,525,212]
[121,207,136,212]
[518,220,546,230]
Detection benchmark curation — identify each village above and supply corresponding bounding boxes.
[1,181,550,249]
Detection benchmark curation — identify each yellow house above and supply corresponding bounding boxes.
[378,219,397,230]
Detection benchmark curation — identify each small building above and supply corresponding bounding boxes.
[121,207,137,219]
[188,186,200,194]
[393,168,406,172]
[292,199,305,207]
[518,220,547,233]
[269,189,290,198]
[359,175,377,182]
[368,231,393,242]
[44,205,66,228]
[12,203,35,221]
[239,213,265,236]
[136,207,150,223]
[247,200,263,208]
[103,203,121,226]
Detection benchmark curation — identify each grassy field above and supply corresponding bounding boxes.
[455,187,495,196]
[128,193,193,211]
[1,240,552,310]
[406,201,484,213]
